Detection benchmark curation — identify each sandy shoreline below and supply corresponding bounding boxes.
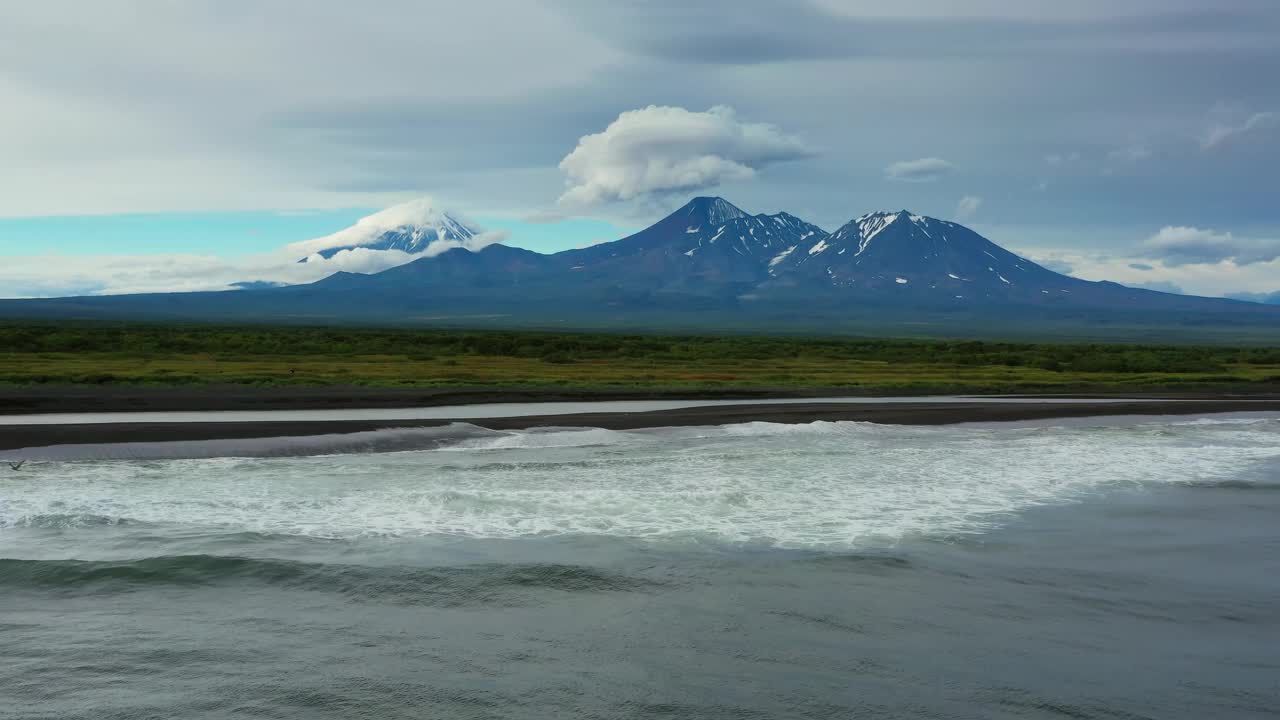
[3,397,1279,452]
[4,385,1278,416]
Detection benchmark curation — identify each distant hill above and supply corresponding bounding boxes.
[3,196,1279,342]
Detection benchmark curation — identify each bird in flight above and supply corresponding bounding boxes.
[7,460,25,471]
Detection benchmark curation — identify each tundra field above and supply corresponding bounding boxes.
[2,323,1279,394]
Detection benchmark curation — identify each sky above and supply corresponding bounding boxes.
[1,0,1278,299]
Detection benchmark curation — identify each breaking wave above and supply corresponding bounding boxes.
[3,416,1278,550]
[0,423,508,461]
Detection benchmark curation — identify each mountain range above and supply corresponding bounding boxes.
[3,196,1278,340]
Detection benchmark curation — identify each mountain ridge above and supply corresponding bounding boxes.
[276,196,1273,322]
[2,195,1277,340]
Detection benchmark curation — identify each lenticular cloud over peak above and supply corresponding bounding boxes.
[289,198,479,256]
[289,198,506,265]
[0,197,509,297]
[557,105,814,208]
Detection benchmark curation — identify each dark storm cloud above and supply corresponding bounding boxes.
[553,0,1280,65]
[0,0,631,210]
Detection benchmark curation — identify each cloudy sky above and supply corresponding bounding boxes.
[2,0,1278,299]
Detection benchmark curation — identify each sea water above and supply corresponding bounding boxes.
[3,415,1279,718]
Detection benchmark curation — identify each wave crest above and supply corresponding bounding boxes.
[0,555,660,604]
[3,513,137,529]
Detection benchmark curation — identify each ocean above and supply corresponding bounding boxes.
[3,414,1279,719]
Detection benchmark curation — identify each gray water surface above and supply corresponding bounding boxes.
[3,415,1278,718]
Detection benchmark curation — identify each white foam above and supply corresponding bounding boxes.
[0,424,501,461]
[443,426,634,451]
[3,418,1277,551]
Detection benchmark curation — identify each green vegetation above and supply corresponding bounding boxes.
[2,322,1279,392]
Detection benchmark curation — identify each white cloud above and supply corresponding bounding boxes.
[955,195,982,220]
[1226,290,1280,304]
[425,230,508,257]
[556,105,813,207]
[1127,280,1185,295]
[1016,242,1280,298]
[1141,226,1280,266]
[1016,249,1076,275]
[0,200,509,297]
[884,157,956,183]
[0,248,413,298]
[1202,111,1278,150]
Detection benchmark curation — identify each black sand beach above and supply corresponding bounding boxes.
[3,390,1279,451]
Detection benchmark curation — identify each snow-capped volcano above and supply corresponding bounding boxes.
[768,209,1071,299]
[683,211,826,263]
[693,196,750,226]
[290,198,485,263]
[561,197,818,261]
[278,198,1243,314]
[553,197,827,292]
[15,194,1278,335]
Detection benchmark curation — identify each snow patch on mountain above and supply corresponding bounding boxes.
[856,211,904,255]
[769,246,797,269]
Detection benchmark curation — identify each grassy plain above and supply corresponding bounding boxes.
[2,323,1279,393]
